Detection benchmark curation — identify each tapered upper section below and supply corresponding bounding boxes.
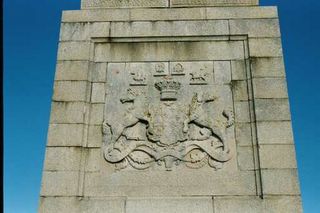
[81,0,259,9]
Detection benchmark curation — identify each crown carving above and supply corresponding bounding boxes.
[155,76,181,101]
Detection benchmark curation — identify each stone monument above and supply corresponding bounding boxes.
[39,0,302,212]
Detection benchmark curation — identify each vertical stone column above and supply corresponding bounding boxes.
[39,1,302,212]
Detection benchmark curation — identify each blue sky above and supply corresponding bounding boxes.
[4,0,320,212]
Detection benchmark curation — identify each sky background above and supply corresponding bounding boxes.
[4,0,320,212]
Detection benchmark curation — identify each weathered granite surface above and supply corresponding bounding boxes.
[39,1,302,212]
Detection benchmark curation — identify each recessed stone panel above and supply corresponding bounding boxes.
[103,61,235,172]
[84,35,264,198]
[87,36,261,197]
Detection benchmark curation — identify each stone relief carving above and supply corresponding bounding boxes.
[155,63,165,73]
[172,63,185,75]
[130,70,147,86]
[154,63,169,76]
[155,76,181,101]
[103,62,234,171]
[190,66,209,85]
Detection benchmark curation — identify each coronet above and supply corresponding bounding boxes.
[155,76,181,101]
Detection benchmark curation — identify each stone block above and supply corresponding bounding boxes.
[84,171,256,197]
[39,197,126,213]
[91,83,105,103]
[171,0,258,7]
[89,104,104,125]
[235,122,252,146]
[255,99,291,121]
[40,171,79,196]
[50,102,85,124]
[230,19,281,38]
[234,101,250,123]
[207,7,278,19]
[253,78,288,99]
[237,146,254,171]
[262,169,300,195]
[81,0,168,9]
[57,42,90,60]
[249,38,283,57]
[257,121,294,144]
[251,57,286,78]
[81,0,258,9]
[110,20,229,37]
[81,198,125,213]
[90,62,107,82]
[47,124,84,146]
[87,125,103,147]
[85,148,101,172]
[62,7,278,23]
[214,196,302,213]
[90,22,110,38]
[94,41,244,62]
[55,61,89,81]
[44,147,82,171]
[260,145,297,169]
[60,22,110,41]
[129,8,206,21]
[60,23,90,41]
[126,197,213,213]
[53,81,88,102]
[264,196,302,213]
[39,197,80,213]
[214,61,232,84]
[232,80,249,101]
[231,60,247,80]
[62,9,131,23]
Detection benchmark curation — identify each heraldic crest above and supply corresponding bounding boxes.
[102,62,234,171]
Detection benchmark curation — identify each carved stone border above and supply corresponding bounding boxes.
[73,35,263,198]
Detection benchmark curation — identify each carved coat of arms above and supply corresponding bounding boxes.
[103,62,234,171]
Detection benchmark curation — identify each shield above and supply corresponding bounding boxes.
[147,102,188,146]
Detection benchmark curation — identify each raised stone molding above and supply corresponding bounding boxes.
[62,7,277,23]
[81,0,259,9]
